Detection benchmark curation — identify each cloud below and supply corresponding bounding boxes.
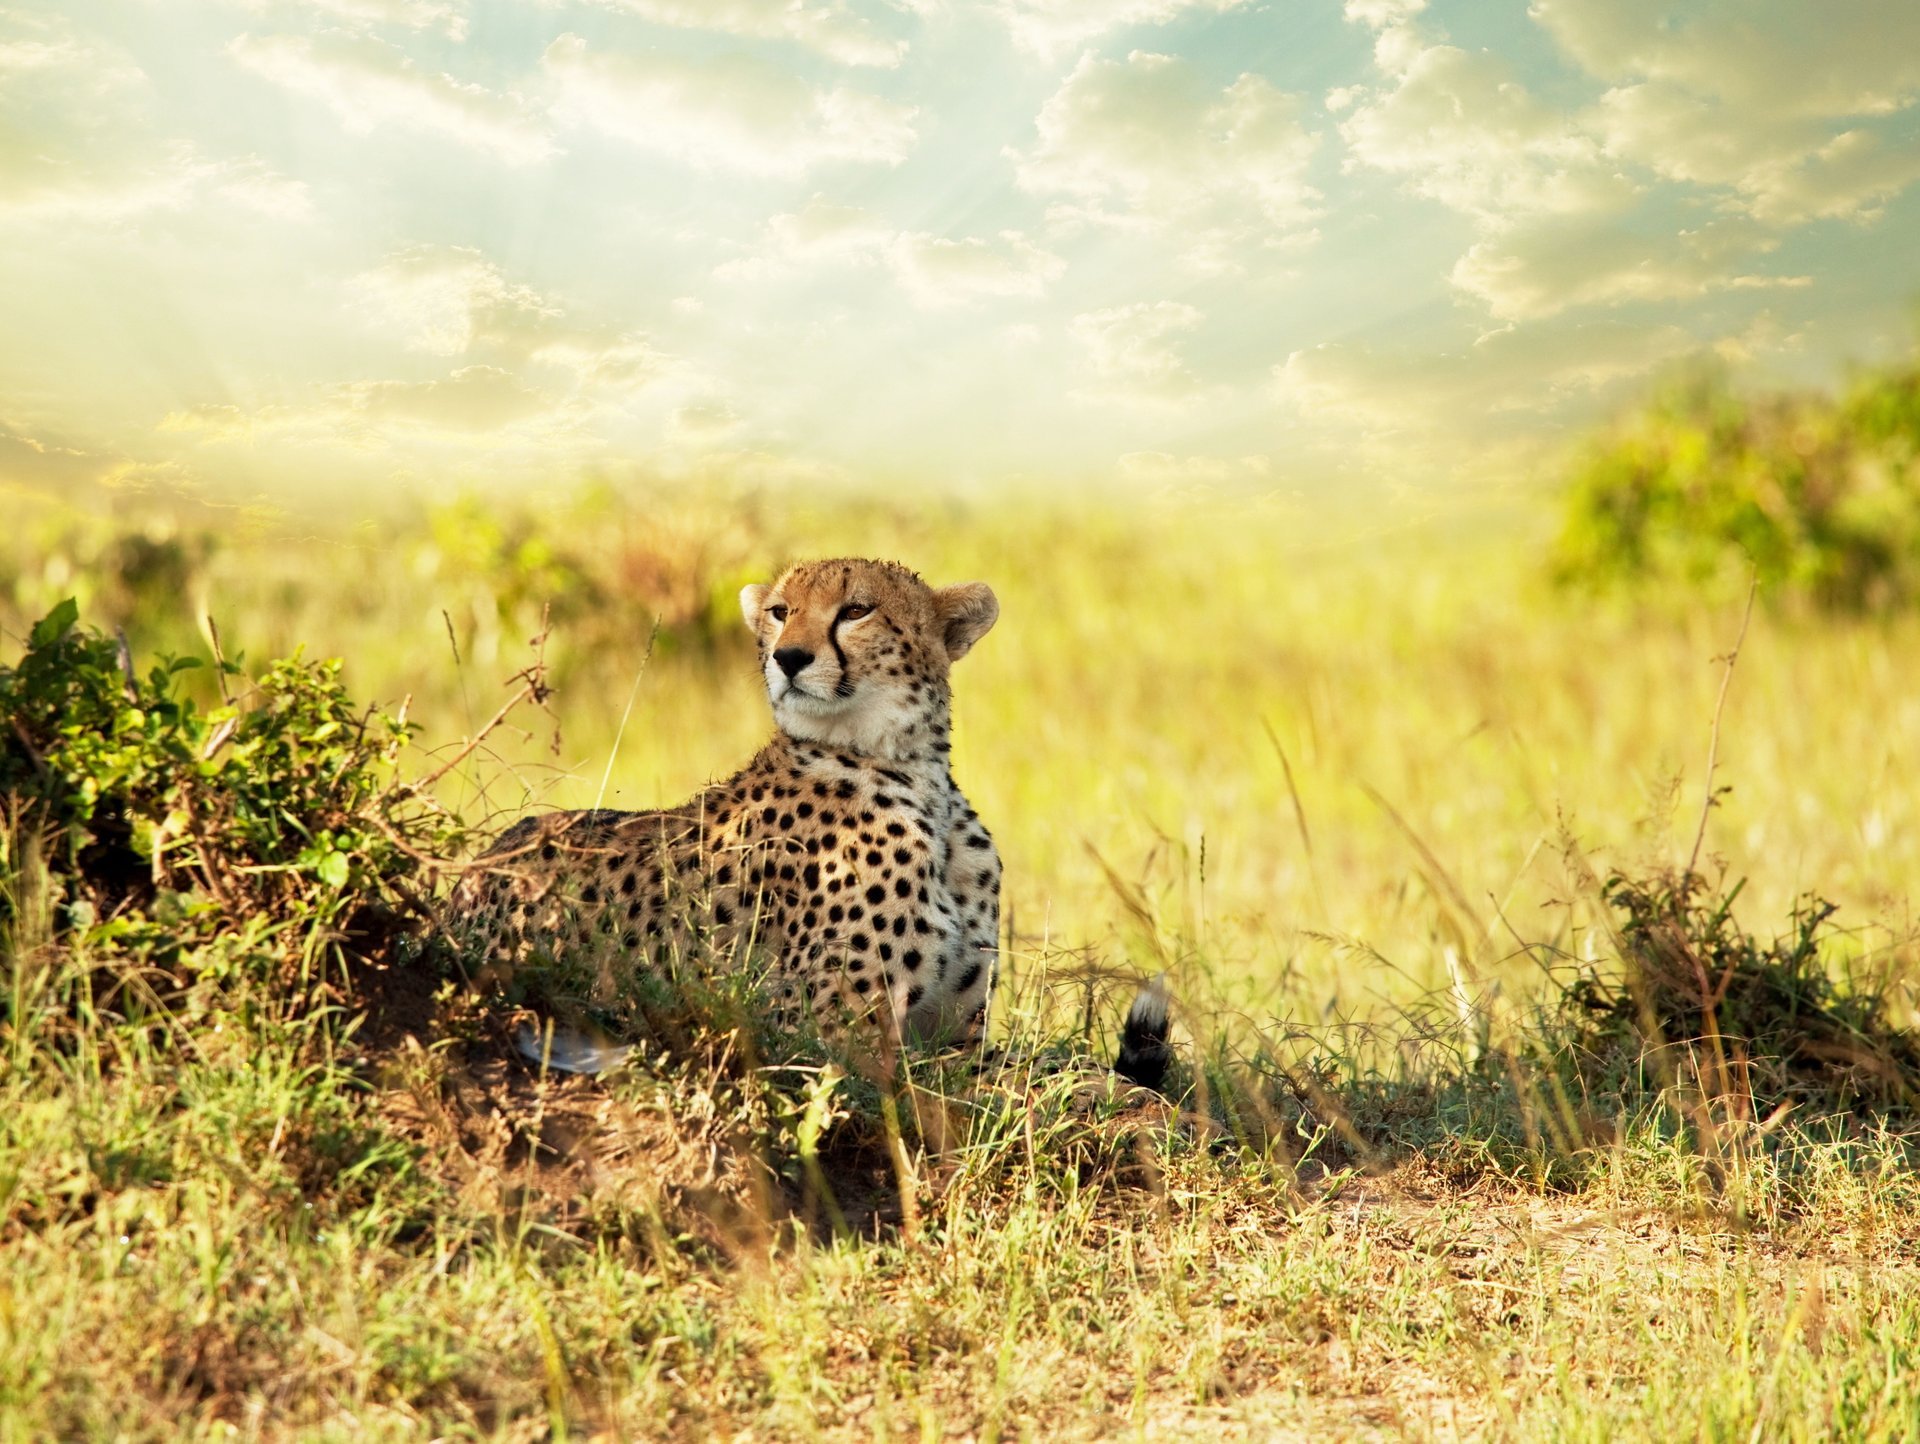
[1334,2,1869,323]
[1533,0,1920,119]
[346,245,680,387]
[990,0,1250,59]
[348,246,559,355]
[1014,51,1320,266]
[1593,79,1920,225]
[1343,0,1426,26]
[158,243,699,475]
[161,365,576,456]
[715,197,1063,307]
[0,420,122,490]
[1448,211,1810,321]
[888,231,1065,306]
[714,198,894,278]
[1275,319,1699,432]
[0,24,309,224]
[1339,43,1625,218]
[571,0,905,68]
[543,34,915,175]
[162,367,562,438]
[1069,300,1205,404]
[0,145,310,224]
[0,33,144,89]
[337,364,550,430]
[228,30,554,163]
[222,0,470,37]
[1535,0,1920,224]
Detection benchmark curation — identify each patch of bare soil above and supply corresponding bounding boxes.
[337,956,1174,1253]
[338,958,823,1251]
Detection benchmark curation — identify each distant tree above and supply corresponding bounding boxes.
[1553,347,1920,609]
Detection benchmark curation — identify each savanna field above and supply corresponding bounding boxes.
[7,370,1920,1440]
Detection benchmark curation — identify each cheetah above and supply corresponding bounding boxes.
[447,559,1006,1051]
[446,556,1172,1089]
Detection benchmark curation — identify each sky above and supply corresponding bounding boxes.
[3,0,1919,503]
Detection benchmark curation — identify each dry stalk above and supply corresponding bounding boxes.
[1686,572,1759,880]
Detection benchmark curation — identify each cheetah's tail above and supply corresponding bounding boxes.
[514,1019,634,1075]
[1113,972,1173,1092]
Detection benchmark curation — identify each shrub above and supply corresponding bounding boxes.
[0,513,219,655]
[1558,867,1920,1119]
[412,487,780,675]
[1553,351,1920,608]
[1,598,468,994]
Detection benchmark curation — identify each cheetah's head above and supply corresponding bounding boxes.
[738,558,997,759]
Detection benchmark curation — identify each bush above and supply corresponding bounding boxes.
[1553,351,1920,608]
[1,598,468,994]
[1557,867,1920,1121]
[413,487,780,676]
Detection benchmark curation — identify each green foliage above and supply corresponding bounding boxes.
[0,513,219,657]
[1,598,466,988]
[1553,352,1920,607]
[413,486,780,673]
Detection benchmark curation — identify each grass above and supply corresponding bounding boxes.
[5,480,1920,1438]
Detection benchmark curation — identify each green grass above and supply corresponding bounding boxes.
[5,482,1920,1438]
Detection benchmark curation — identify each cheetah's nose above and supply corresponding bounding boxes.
[774,647,814,679]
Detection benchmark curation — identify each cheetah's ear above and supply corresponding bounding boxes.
[739,583,771,632]
[933,582,998,662]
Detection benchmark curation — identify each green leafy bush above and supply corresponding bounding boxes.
[1,598,468,989]
[1553,351,1920,608]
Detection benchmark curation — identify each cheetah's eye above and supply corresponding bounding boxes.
[767,604,789,622]
[839,604,872,622]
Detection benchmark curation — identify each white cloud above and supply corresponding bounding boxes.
[1340,44,1625,218]
[0,34,144,89]
[347,245,680,388]
[224,0,470,38]
[1594,79,1920,225]
[714,198,895,279]
[161,364,573,448]
[543,34,915,175]
[716,198,1064,307]
[339,364,550,430]
[1333,2,1884,324]
[889,231,1065,307]
[1015,51,1320,266]
[1344,0,1426,26]
[0,145,311,224]
[991,0,1250,60]
[1069,300,1205,404]
[0,27,308,224]
[1536,0,1920,224]
[1449,211,1810,321]
[348,246,559,355]
[1275,319,1700,433]
[573,0,905,68]
[228,31,554,163]
[1532,0,1920,119]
